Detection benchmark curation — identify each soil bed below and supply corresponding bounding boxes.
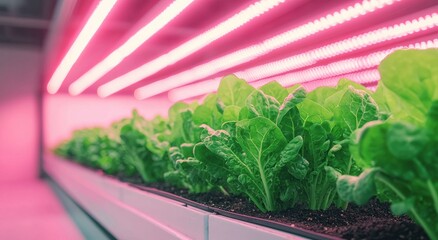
[142,181,428,240]
[82,162,428,239]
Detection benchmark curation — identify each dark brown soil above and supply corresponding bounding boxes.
[74,161,429,239]
[142,182,428,240]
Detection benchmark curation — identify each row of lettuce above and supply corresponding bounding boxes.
[54,49,437,239]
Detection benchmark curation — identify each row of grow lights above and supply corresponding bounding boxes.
[46,0,438,102]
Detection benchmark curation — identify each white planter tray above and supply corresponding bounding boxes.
[44,154,329,240]
[209,214,307,240]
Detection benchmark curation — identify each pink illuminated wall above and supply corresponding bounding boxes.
[43,94,172,148]
[0,46,41,183]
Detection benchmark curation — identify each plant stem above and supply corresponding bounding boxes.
[321,188,334,210]
[346,155,353,174]
[427,180,438,214]
[376,174,438,240]
[309,182,316,210]
[129,152,150,182]
[257,153,273,211]
[339,200,349,210]
[218,186,230,196]
[246,191,266,213]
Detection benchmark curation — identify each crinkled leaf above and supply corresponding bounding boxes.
[193,142,229,186]
[356,121,422,180]
[169,102,191,125]
[223,106,241,122]
[337,168,377,205]
[426,100,438,139]
[303,123,330,170]
[201,125,246,170]
[387,123,427,160]
[352,169,378,205]
[236,117,288,211]
[276,88,306,140]
[246,90,280,122]
[238,106,250,120]
[377,49,438,125]
[236,117,287,172]
[180,143,195,158]
[349,121,383,169]
[259,81,288,103]
[218,74,255,107]
[311,79,370,113]
[328,138,361,176]
[286,84,302,93]
[277,87,306,124]
[298,98,332,124]
[169,147,184,165]
[334,87,379,135]
[278,136,307,179]
[221,121,237,137]
[193,93,223,129]
[192,105,210,123]
[325,166,341,185]
[337,175,356,202]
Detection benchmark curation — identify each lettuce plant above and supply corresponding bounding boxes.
[372,49,438,124]
[164,96,231,193]
[201,87,305,212]
[55,125,135,176]
[199,76,376,211]
[120,110,171,182]
[337,105,438,239]
[337,49,438,240]
[297,80,379,209]
[54,74,380,212]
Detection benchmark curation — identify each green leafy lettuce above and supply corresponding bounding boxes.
[337,49,438,240]
[120,110,171,182]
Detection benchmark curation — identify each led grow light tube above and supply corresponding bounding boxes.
[68,0,194,96]
[253,38,438,87]
[168,77,221,102]
[168,69,380,102]
[168,38,438,102]
[133,0,401,100]
[166,12,438,100]
[47,0,117,94]
[236,12,438,82]
[96,0,287,98]
[300,69,381,91]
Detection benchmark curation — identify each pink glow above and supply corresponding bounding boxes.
[256,38,438,86]
[0,47,40,183]
[168,78,221,102]
[235,11,438,82]
[168,38,438,101]
[0,181,83,240]
[169,69,380,102]
[0,97,39,182]
[69,0,194,96]
[167,12,438,101]
[301,69,380,91]
[134,0,401,100]
[47,0,117,94]
[98,0,287,98]
[43,94,172,148]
